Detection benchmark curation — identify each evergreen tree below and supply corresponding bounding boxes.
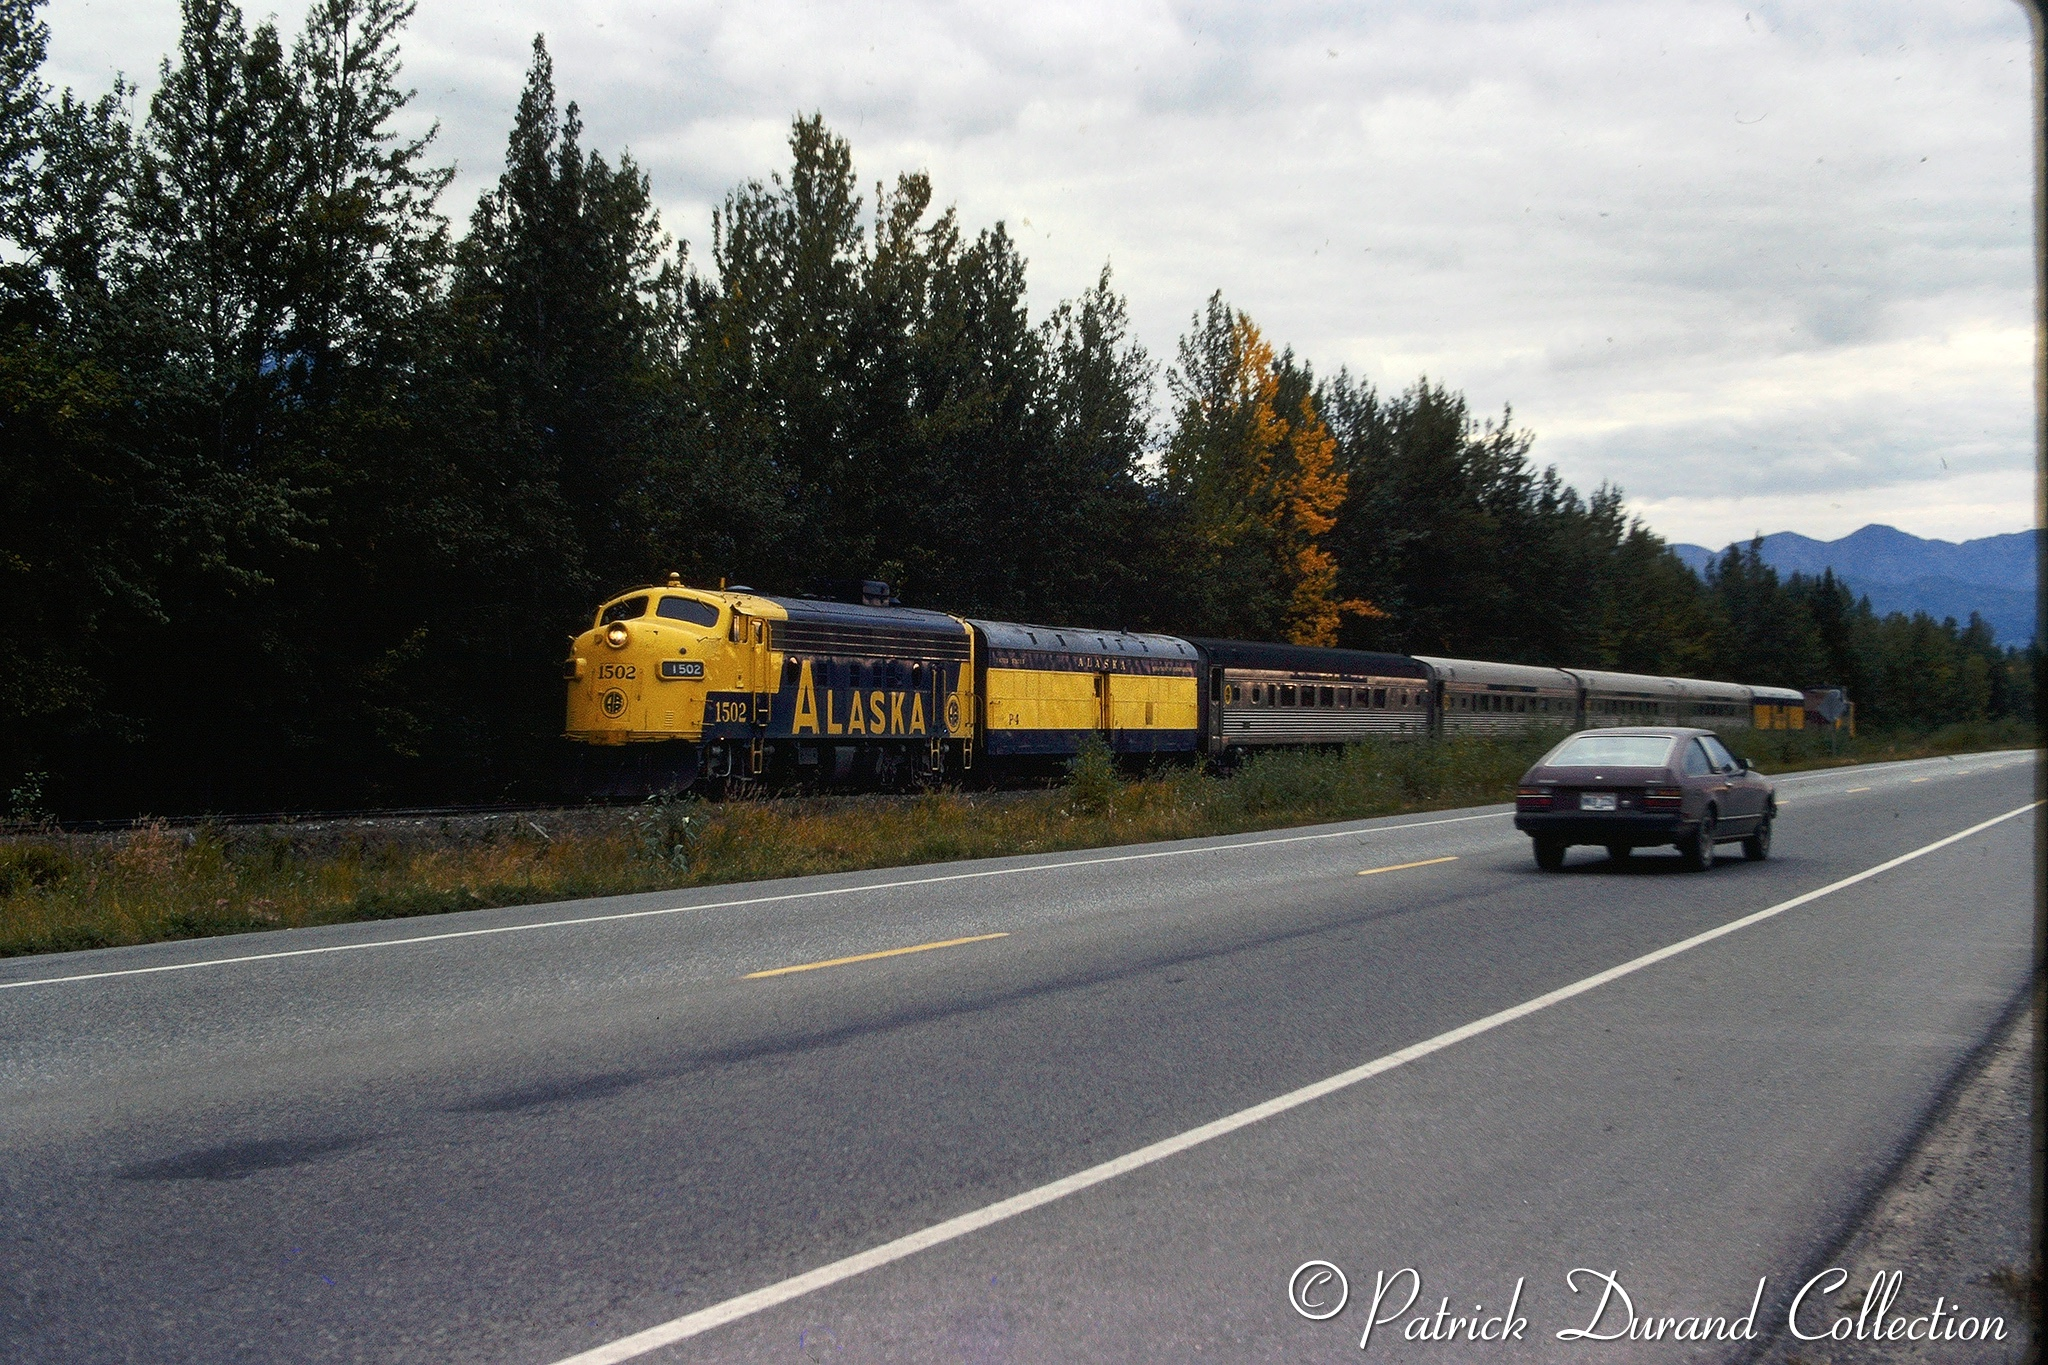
[1704,540,1823,686]
[684,114,870,582]
[288,0,448,386]
[0,0,47,280]
[1323,378,1523,655]
[1032,268,1156,627]
[16,82,134,329]
[453,35,683,594]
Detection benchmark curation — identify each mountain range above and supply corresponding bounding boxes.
[1670,525,2041,647]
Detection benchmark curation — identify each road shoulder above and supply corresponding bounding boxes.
[1756,997,2039,1364]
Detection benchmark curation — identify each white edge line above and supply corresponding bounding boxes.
[0,810,1511,992]
[1773,751,2032,784]
[545,797,2043,1365]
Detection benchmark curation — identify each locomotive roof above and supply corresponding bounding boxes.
[971,620,1199,660]
[1191,638,1428,678]
[763,595,970,638]
[1749,685,1807,704]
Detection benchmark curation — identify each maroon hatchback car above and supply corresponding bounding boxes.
[1513,727,1775,871]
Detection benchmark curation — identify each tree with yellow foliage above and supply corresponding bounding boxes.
[1162,294,1378,643]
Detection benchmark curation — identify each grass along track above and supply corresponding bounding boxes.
[0,719,2032,959]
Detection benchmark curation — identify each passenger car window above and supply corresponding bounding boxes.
[1682,740,1713,777]
[1701,735,1740,773]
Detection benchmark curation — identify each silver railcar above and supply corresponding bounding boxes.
[1564,668,1687,729]
[1414,656,1580,736]
[1672,677,1753,734]
[1193,638,1431,752]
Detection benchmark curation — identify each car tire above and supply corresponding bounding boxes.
[1605,844,1631,862]
[1742,813,1772,862]
[1533,837,1567,871]
[1681,809,1717,871]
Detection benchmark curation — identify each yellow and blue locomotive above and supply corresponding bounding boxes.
[565,576,974,791]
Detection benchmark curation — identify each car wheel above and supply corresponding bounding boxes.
[1742,813,1772,862]
[1681,809,1717,871]
[1533,837,1567,871]
[1605,844,1631,862]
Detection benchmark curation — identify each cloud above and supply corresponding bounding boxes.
[37,0,2039,546]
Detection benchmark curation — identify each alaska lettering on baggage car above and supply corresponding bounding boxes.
[789,659,929,736]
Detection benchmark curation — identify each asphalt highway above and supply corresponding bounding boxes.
[0,751,2036,1363]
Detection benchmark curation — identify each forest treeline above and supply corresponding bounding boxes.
[1,0,2036,815]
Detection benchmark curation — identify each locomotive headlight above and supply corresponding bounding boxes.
[605,622,630,649]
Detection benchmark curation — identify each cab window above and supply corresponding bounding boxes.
[657,595,720,627]
[599,596,648,626]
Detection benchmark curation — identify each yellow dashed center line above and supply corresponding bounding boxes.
[1910,777,1930,783]
[1358,855,1459,877]
[1845,786,1871,793]
[745,932,1009,980]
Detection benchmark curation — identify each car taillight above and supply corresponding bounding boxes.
[1644,786,1683,810]
[1516,786,1552,808]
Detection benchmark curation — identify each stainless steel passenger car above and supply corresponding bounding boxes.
[1672,677,1752,733]
[1413,657,1580,736]
[1192,638,1430,754]
[1563,668,1688,728]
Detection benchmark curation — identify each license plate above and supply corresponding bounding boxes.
[1579,792,1617,811]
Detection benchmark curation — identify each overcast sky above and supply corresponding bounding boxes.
[39,0,2041,550]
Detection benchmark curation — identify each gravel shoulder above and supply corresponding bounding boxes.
[1755,996,2040,1365]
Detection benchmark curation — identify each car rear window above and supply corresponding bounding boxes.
[1547,734,1676,768]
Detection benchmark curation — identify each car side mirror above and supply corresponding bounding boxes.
[1736,755,1751,771]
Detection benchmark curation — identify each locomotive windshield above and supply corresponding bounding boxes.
[656,596,721,627]
[599,596,648,626]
